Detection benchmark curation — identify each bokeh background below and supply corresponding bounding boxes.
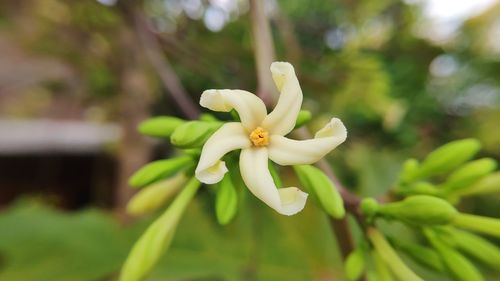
[0,0,499,280]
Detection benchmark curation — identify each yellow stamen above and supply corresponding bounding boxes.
[249,127,269,147]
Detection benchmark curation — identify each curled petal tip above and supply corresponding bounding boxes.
[270,61,294,73]
[195,160,228,184]
[315,118,348,142]
[277,187,308,216]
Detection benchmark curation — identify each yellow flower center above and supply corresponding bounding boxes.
[249,127,269,147]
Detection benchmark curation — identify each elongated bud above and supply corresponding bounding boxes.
[344,247,365,281]
[391,238,445,272]
[415,139,481,179]
[129,156,193,188]
[170,121,222,148]
[397,182,441,197]
[294,110,312,129]
[453,213,500,238]
[120,178,201,281]
[455,172,500,197]
[376,195,457,225]
[445,228,500,268]
[215,174,238,225]
[294,165,345,219]
[425,229,484,281]
[442,158,497,193]
[199,113,219,122]
[127,173,188,215]
[399,158,419,184]
[367,228,424,281]
[138,116,185,138]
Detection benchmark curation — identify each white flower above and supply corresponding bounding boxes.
[195,62,347,215]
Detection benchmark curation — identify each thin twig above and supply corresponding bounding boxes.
[131,10,200,119]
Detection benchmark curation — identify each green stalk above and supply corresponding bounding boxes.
[367,228,423,281]
[453,213,500,238]
[120,177,201,281]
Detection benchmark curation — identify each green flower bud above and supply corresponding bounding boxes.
[391,239,445,272]
[129,156,193,188]
[170,121,222,148]
[344,247,365,281]
[127,173,187,215]
[367,228,424,281]
[377,195,457,225]
[120,177,201,281]
[293,165,345,219]
[199,113,219,122]
[399,158,419,184]
[360,198,379,218]
[215,174,238,225]
[455,172,500,197]
[397,182,441,197]
[294,110,312,129]
[425,229,484,281]
[416,139,481,179]
[445,228,500,268]
[138,116,185,138]
[442,158,497,193]
[453,213,500,238]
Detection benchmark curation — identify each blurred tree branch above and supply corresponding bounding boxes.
[119,1,200,120]
[250,0,278,106]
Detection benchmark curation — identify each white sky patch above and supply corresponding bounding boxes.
[408,0,499,43]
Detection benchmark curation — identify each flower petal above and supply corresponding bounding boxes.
[195,122,251,184]
[200,89,267,131]
[261,62,303,136]
[239,147,308,215]
[268,118,347,165]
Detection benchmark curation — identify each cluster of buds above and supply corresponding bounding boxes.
[347,139,500,281]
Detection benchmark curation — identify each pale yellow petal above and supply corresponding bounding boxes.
[261,62,303,136]
[195,122,251,184]
[268,118,347,165]
[239,147,308,215]
[200,89,267,131]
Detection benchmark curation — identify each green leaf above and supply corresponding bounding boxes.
[138,116,185,138]
[128,156,193,188]
[215,174,238,225]
[170,121,222,148]
[293,165,345,219]
[120,177,201,281]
